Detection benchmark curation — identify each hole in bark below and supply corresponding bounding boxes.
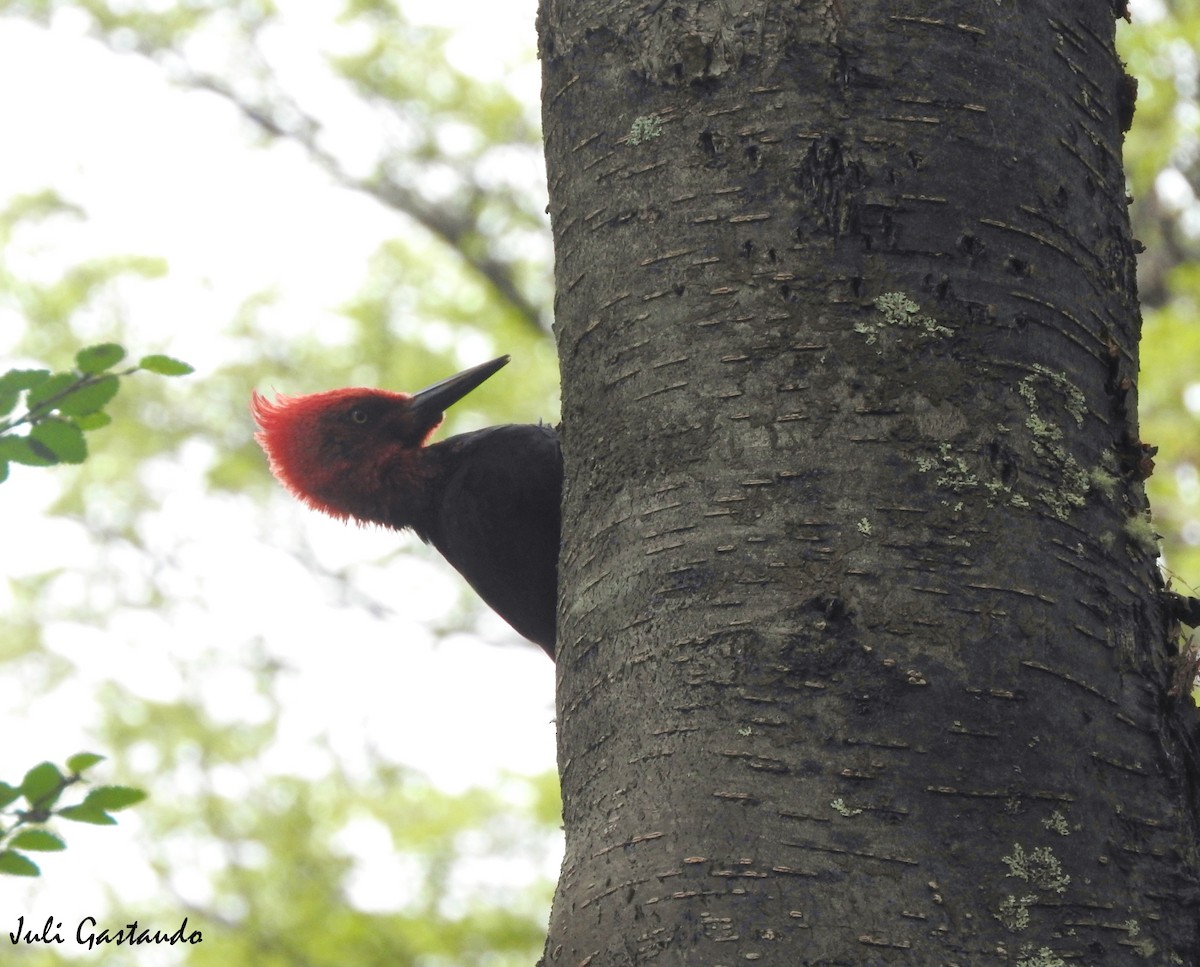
[957,234,984,258]
[988,440,1019,485]
[1005,256,1030,277]
[805,594,848,623]
[742,239,754,259]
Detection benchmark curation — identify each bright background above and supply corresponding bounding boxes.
[1,0,560,961]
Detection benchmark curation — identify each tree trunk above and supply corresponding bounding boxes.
[538,1,1200,963]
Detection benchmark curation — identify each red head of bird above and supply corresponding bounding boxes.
[251,356,511,528]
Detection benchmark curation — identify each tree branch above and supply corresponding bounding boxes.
[184,70,549,335]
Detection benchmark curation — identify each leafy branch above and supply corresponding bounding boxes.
[0,754,146,877]
[0,342,193,483]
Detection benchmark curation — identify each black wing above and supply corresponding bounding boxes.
[427,424,561,657]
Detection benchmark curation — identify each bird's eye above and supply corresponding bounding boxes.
[350,408,369,425]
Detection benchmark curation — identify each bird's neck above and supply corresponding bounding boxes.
[378,442,447,540]
[304,441,442,535]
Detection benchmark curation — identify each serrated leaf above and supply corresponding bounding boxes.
[56,375,119,417]
[0,782,20,808]
[73,412,113,431]
[75,343,126,374]
[83,785,146,812]
[0,436,58,467]
[20,763,63,808]
[138,354,194,376]
[25,372,77,410]
[9,829,65,852]
[30,420,87,464]
[65,752,105,774]
[0,369,50,416]
[0,850,40,877]
[57,805,116,826]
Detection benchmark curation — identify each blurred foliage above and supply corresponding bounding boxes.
[74,680,557,967]
[0,754,144,877]
[1118,0,1200,589]
[0,0,1195,963]
[0,0,560,961]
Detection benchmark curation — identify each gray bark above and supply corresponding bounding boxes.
[539,1,1200,962]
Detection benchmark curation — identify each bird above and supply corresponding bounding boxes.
[251,355,561,658]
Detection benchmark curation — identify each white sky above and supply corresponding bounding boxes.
[0,0,558,946]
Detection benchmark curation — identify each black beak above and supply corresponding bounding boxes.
[407,355,510,428]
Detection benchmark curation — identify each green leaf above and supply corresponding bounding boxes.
[9,829,65,852]
[30,420,87,464]
[0,850,40,877]
[0,782,20,808]
[73,412,113,431]
[0,369,50,416]
[0,436,58,467]
[20,762,64,808]
[75,343,126,374]
[57,805,116,826]
[66,752,105,774]
[137,354,194,376]
[83,786,146,812]
[56,375,119,417]
[25,372,78,410]
[0,460,7,484]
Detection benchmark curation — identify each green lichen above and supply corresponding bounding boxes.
[627,115,663,145]
[996,894,1036,932]
[1002,843,1070,894]
[856,517,871,536]
[1026,365,1087,426]
[915,445,1029,515]
[1014,369,1100,521]
[876,291,920,323]
[1041,811,1070,836]
[1088,465,1119,498]
[830,798,862,817]
[1124,513,1160,553]
[1121,920,1156,958]
[922,444,978,492]
[860,292,953,345]
[912,365,1104,523]
[1016,947,1066,967]
[1024,410,1061,447]
[1040,459,1089,520]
